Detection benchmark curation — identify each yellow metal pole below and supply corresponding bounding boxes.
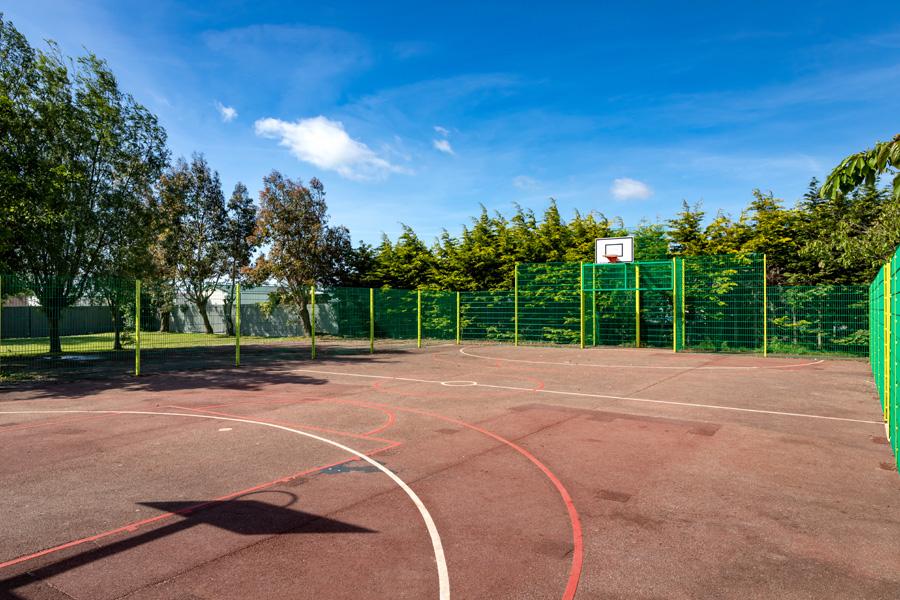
[579,262,585,349]
[670,258,676,352]
[885,260,892,424]
[235,283,241,367]
[763,254,768,357]
[681,258,686,348]
[592,265,597,347]
[0,275,3,371]
[417,289,422,349]
[635,265,641,348]
[310,285,316,359]
[369,288,375,354]
[456,291,461,345]
[514,263,519,346]
[134,280,141,376]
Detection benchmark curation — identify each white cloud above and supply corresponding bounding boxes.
[215,101,238,122]
[254,116,407,181]
[434,125,450,136]
[610,178,653,201]
[512,175,540,191]
[432,139,454,155]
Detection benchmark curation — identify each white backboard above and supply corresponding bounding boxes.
[595,236,634,263]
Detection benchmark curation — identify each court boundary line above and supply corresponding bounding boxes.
[458,346,826,370]
[286,367,882,425]
[0,409,450,600]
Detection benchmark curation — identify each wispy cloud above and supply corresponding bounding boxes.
[611,178,652,201]
[215,101,237,122]
[254,116,408,181]
[512,175,540,191]
[434,125,450,136]
[433,139,454,155]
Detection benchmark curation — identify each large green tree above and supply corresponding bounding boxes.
[250,172,352,335]
[221,182,258,336]
[157,155,228,334]
[0,16,167,352]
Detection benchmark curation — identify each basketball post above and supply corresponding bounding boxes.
[310,285,316,360]
[579,262,585,349]
[369,288,375,354]
[514,263,519,347]
[134,280,141,376]
[235,283,241,367]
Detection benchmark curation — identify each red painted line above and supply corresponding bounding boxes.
[363,409,397,436]
[169,405,398,445]
[0,440,401,572]
[0,412,117,434]
[331,397,583,600]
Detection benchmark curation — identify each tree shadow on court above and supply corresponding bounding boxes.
[1,345,420,401]
[0,493,375,598]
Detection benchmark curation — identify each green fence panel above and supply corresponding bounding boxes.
[459,290,514,342]
[768,285,868,357]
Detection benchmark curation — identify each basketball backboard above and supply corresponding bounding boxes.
[595,236,634,263]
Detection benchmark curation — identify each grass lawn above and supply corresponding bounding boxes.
[0,331,312,357]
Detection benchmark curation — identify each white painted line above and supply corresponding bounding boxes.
[440,381,478,387]
[287,368,882,426]
[459,346,825,370]
[218,427,233,432]
[0,409,450,600]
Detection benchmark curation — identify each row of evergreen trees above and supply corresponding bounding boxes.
[344,179,896,291]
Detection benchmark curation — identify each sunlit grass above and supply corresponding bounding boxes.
[0,332,311,356]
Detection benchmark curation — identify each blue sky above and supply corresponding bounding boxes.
[4,1,899,246]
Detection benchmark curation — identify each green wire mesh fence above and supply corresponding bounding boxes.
[0,255,874,381]
[869,245,898,472]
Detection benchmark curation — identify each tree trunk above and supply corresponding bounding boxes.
[113,306,122,350]
[46,304,62,354]
[197,299,214,334]
[297,297,312,336]
[159,311,171,333]
[223,299,235,336]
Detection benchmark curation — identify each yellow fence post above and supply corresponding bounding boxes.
[235,283,241,367]
[456,291,461,345]
[369,288,375,354]
[671,258,677,352]
[417,289,422,349]
[635,265,641,348]
[580,262,585,349]
[514,263,519,346]
[0,275,3,372]
[134,280,141,376]
[763,254,768,357]
[885,260,892,424]
[310,285,316,360]
[592,264,598,347]
[681,258,686,348]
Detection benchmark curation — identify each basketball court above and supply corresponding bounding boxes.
[2,343,898,599]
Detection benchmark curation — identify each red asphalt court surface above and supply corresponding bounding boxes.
[1,344,899,599]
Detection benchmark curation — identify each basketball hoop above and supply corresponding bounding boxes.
[604,254,620,263]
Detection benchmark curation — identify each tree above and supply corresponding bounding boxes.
[822,134,900,202]
[667,201,706,256]
[0,17,168,353]
[221,183,258,336]
[157,155,227,334]
[250,172,352,335]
